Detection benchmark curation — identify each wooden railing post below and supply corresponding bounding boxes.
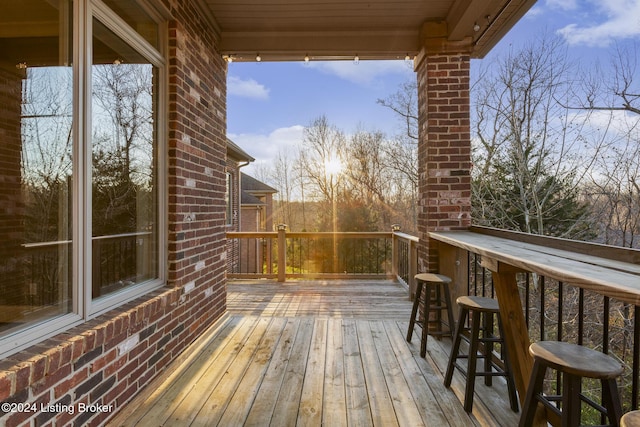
[409,238,418,298]
[391,224,401,279]
[277,224,287,282]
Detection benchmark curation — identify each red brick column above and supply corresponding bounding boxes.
[415,47,472,273]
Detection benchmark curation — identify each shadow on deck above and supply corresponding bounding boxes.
[108,279,519,426]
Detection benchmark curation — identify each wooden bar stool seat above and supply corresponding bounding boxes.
[621,411,640,427]
[406,273,455,357]
[519,341,624,427]
[444,295,519,413]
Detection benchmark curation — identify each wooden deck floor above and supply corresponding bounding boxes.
[109,280,519,426]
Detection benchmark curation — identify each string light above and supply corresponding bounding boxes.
[256,53,261,62]
[354,54,360,64]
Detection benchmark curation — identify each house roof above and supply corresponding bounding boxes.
[241,173,278,195]
[201,0,537,61]
[227,138,255,163]
[241,192,265,207]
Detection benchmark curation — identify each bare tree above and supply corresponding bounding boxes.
[377,80,419,232]
[571,42,640,248]
[472,34,597,239]
[577,42,639,116]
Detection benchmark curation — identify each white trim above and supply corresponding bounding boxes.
[92,0,165,66]
[79,0,92,319]
[85,0,167,316]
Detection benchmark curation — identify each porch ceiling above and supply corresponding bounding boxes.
[201,0,537,62]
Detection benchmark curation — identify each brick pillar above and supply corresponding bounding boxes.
[415,23,472,273]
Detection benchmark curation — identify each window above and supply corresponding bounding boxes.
[0,0,165,356]
[91,17,160,300]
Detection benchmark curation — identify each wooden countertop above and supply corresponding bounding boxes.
[429,230,640,306]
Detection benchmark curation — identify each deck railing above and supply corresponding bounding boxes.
[226,228,419,286]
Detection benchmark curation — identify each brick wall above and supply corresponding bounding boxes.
[0,0,229,425]
[416,53,472,272]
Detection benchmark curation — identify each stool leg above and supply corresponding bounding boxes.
[562,373,581,427]
[482,311,494,387]
[420,284,433,357]
[519,359,546,427]
[464,309,481,412]
[602,378,623,427]
[406,281,424,342]
[443,285,456,338]
[496,313,519,412]
[433,285,442,336]
[444,306,467,388]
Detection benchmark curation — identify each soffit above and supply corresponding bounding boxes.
[200,0,537,61]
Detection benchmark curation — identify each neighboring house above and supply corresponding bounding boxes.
[225,139,254,274]
[0,1,532,425]
[240,173,277,233]
[237,173,277,274]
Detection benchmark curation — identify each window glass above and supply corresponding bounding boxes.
[100,0,159,49]
[0,0,73,335]
[91,17,159,300]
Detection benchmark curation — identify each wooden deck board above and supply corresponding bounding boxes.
[109,280,520,427]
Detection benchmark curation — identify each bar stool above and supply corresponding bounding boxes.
[444,295,519,413]
[622,411,640,427]
[406,273,455,357]
[519,341,624,427]
[620,410,640,427]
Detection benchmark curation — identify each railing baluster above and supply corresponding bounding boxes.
[578,288,584,346]
[603,296,610,354]
[540,276,546,341]
[633,305,640,409]
[558,281,563,342]
[525,273,530,328]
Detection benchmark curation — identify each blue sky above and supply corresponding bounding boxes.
[227,0,640,175]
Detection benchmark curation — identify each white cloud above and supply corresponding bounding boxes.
[557,0,640,46]
[305,60,414,86]
[228,125,305,174]
[227,76,270,99]
[524,6,545,18]
[545,0,578,11]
